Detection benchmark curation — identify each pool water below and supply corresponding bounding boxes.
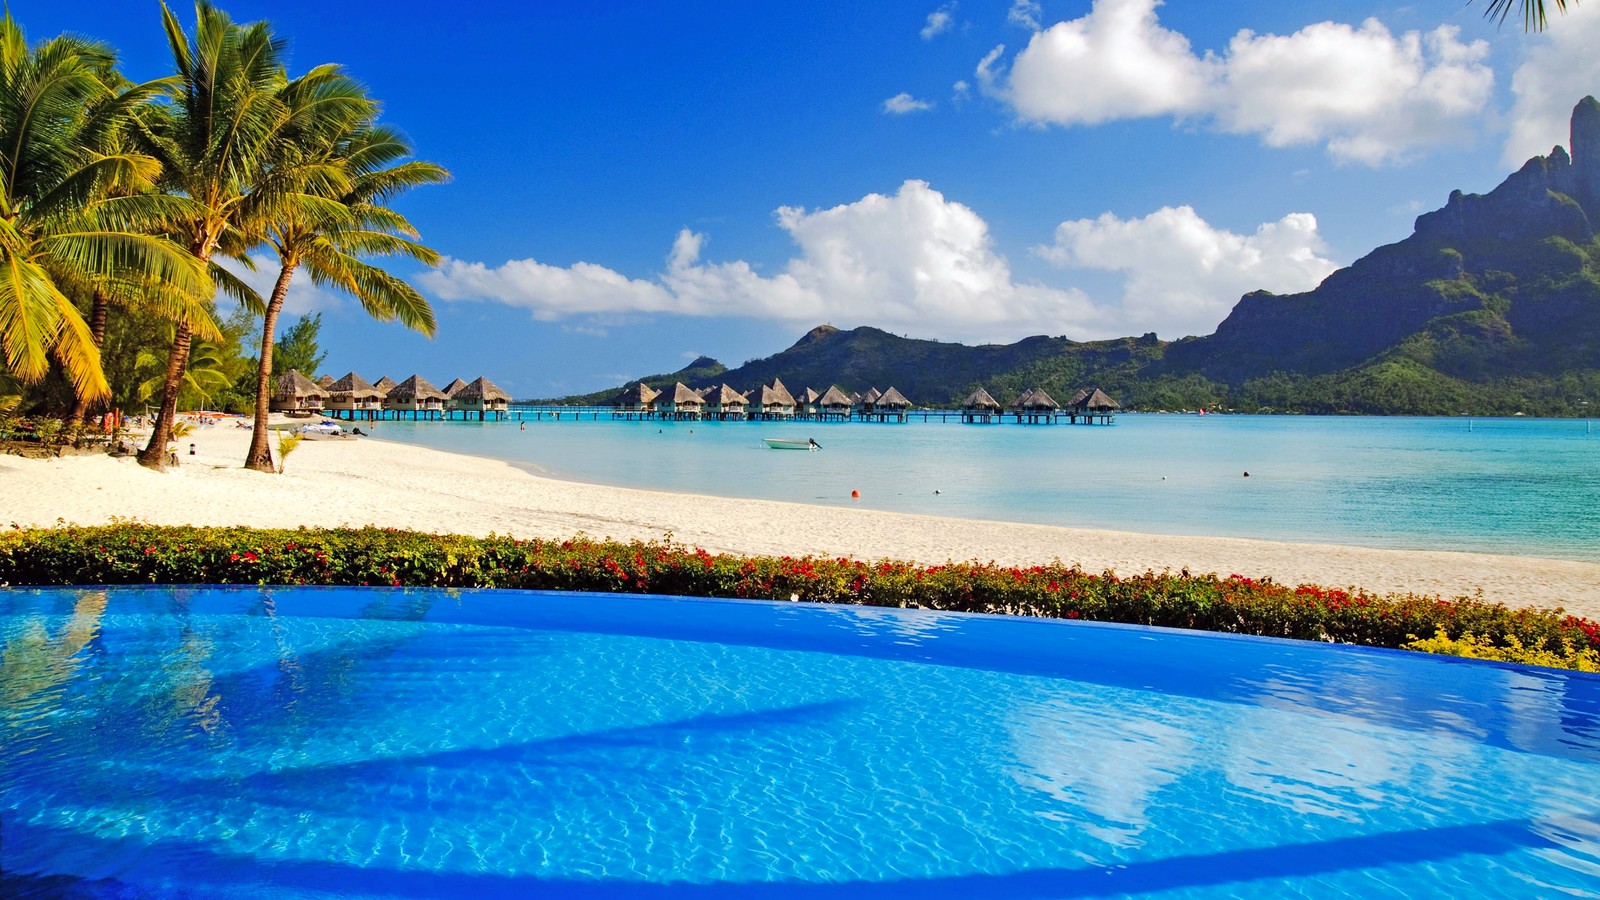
[3,586,1599,898]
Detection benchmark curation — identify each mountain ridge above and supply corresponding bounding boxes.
[534,97,1600,416]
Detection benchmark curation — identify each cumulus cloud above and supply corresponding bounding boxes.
[1008,0,1041,31]
[424,181,1104,341]
[980,0,1494,165]
[883,92,935,114]
[1036,206,1338,337]
[1504,3,1600,167]
[423,182,1338,341]
[921,4,956,40]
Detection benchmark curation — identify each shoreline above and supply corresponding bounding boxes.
[5,425,1600,618]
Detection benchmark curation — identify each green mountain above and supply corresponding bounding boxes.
[546,97,1600,416]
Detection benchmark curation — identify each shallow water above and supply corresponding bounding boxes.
[4,586,1600,898]
[368,413,1600,561]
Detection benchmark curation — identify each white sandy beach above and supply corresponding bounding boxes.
[5,423,1599,618]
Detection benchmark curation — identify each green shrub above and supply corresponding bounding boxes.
[2,524,1596,671]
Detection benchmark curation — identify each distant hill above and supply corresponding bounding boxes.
[527,356,725,406]
[542,97,1600,416]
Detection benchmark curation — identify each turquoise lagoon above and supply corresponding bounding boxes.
[369,414,1600,562]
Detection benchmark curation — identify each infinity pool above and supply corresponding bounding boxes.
[3,587,1598,897]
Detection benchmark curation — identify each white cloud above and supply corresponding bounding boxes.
[423,182,1335,341]
[921,4,956,40]
[981,0,1494,165]
[1036,206,1339,337]
[1505,3,1600,167]
[1215,21,1492,165]
[423,180,1105,342]
[1008,0,1042,31]
[883,92,935,114]
[1000,0,1214,125]
[952,79,971,105]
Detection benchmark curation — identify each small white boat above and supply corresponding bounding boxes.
[764,438,820,451]
[294,422,348,440]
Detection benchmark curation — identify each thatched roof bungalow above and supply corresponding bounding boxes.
[448,376,511,419]
[1068,387,1119,424]
[270,369,327,414]
[317,374,336,390]
[1079,388,1119,412]
[961,386,1002,423]
[385,375,449,418]
[658,382,705,419]
[706,384,749,420]
[1019,388,1060,411]
[441,377,469,398]
[798,387,822,417]
[818,385,854,420]
[963,387,1001,412]
[326,372,385,419]
[877,387,910,410]
[614,382,660,415]
[373,376,397,394]
[754,379,797,418]
[1016,387,1060,424]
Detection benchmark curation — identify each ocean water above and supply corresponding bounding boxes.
[365,413,1600,562]
[4,586,1600,898]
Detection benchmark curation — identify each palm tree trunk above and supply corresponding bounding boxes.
[244,263,298,472]
[66,291,111,425]
[137,322,192,471]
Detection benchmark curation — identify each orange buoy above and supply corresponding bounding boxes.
[851,489,860,499]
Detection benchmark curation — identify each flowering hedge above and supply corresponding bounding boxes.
[2,524,1596,670]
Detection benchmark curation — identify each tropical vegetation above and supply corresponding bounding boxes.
[0,3,443,473]
[2,524,1596,671]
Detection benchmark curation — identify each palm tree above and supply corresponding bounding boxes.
[242,109,447,472]
[1478,0,1575,31]
[0,14,207,408]
[133,1,310,470]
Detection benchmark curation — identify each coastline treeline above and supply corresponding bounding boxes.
[0,2,445,472]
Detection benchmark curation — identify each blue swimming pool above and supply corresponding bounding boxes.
[3,587,1598,898]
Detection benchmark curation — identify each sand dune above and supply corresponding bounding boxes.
[7,425,1598,618]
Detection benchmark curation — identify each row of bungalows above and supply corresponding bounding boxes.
[611,378,915,422]
[960,386,1120,424]
[271,369,511,421]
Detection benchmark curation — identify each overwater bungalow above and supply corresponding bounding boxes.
[962,387,1002,423]
[270,369,328,416]
[797,387,822,419]
[818,385,854,421]
[859,387,883,416]
[385,374,449,420]
[317,374,336,390]
[1016,387,1061,424]
[870,387,911,423]
[325,372,385,421]
[373,376,397,395]
[612,382,660,420]
[1070,387,1119,425]
[705,384,750,421]
[754,379,797,419]
[448,377,511,420]
[658,382,705,420]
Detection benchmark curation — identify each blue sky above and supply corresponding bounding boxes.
[15,1,1600,397]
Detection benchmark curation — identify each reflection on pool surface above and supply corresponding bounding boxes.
[3,586,1599,898]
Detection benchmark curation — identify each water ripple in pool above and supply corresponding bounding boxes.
[3,585,1600,898]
